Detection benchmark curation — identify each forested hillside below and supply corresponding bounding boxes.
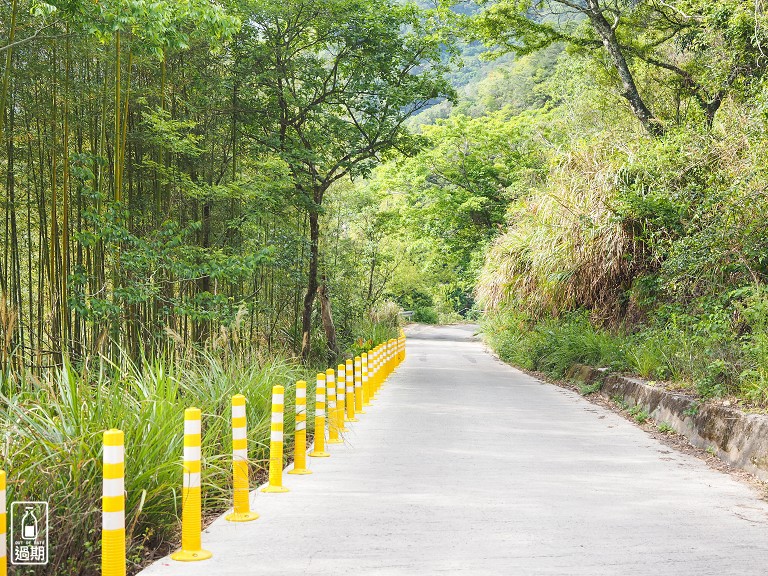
[369,0,768,407]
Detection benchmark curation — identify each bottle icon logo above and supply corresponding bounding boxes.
[21,506,38,540]
[10,501,49,565]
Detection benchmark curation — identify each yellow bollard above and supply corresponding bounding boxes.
[369,348,378,398]
[378,345,385,389]
[226,395,259,521]
[398,335,405,363]
[381,343,388,381]
[327,368,342,443]
[369,349,377,397]
[171,408,212,561]
[262,385,289,493]
[378,344,385,389]
[102,429,126,576]
[346,358,357,421]
[382,343,387,377]
[363,353,371,404]
[337,364,348,432]
[288,381,312,475]
[367,348,375,398]
[0,469,5,576]
[309,373,330,457]
[378,344,385,390]
[389,339,397,374]
[363,349,379,399]
[354,356,364,413]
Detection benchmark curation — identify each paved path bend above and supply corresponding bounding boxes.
[140,324,768,576]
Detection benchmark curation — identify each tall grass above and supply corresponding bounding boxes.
[483,310,628,378]
[483,297,768,406]
[476,135,640,320]
[0,352,309,575]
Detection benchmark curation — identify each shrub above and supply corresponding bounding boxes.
[482,309,628,377]
[413,306,439,324]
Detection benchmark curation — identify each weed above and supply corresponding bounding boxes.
[481,310,628,378]
[482,292,768,407]
[627,404,649,423]
[706,445,718,456]
[0,352,309,574]
[683,401,700,417]
[695,359,733,399]
[612,394,629,410]
[579,381,601,396]
[657,421,674,434]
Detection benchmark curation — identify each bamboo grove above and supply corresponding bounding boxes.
[0,0,452,373]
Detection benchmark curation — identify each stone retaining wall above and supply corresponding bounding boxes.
[567,364,768,481]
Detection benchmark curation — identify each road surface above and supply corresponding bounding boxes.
[139,323,768,575]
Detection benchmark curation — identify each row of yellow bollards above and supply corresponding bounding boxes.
[0,335,405,576]
[0,335,406,575]
[85,333,402,575]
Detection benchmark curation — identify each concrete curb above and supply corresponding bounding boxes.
[567,364,768,481]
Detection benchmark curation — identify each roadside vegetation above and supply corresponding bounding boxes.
[0,0,428,571]
[1,309,400,574]
[364,1,768,409]
[2,353,302,574]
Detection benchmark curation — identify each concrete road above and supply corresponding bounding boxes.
[139,324,768,576]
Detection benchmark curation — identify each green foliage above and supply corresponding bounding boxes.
[346,303,401,356]
[241,0,454,189]
[471,0,768,132]
[71,212,275,330]
[0,352,306,574]
[368,106,547,318]
[483,310,628,378]
[623,299,740,387]
[470,52,768,407]
[579,381,601,396]
[684,402,701,417]
[628,405,650,424]
[484,289,768,407]
[612,395,629,410]
[413,306,439,324]
[657,421,674,434]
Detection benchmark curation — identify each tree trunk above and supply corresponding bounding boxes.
[300,209,320,361]
[318,279,339,363]
[587,4,663,137]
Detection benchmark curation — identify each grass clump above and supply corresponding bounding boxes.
[579,381,601,396]
[627,405,649,423]
[0,353,307,575]
[483,309,628,378]
[482,287,768,409]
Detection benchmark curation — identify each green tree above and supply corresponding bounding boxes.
[237,0,454,361]
[472,0,768,134]
[368,109,544,315]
